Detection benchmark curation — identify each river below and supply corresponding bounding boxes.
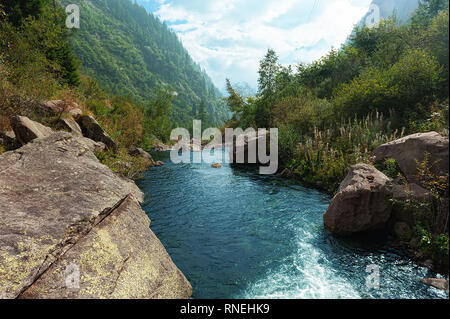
[137,148,448,299]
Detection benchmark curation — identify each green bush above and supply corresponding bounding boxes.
[95,148,150,180]
[334,49,442,122]
[375,158,403,179]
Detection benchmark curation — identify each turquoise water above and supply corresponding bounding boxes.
[137,149,448,299]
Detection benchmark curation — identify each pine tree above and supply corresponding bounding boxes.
[256,49,280,127]
[258,49,280,99]
[411,0,449,27]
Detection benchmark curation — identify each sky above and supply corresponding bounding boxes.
[137,0,373,91]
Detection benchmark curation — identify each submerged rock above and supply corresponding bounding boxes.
[211,163,222,168]
[323,164,393,236]
[372,132,449,184]
[0,132,192,299]
[9,115,53,145]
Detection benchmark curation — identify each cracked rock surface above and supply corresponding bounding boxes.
[0,132,192,299]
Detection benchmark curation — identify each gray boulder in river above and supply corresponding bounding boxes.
[0,132,192,299]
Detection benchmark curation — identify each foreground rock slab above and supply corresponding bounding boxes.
[372,132,449,183]
[323,164,393,236]
[0,132,192,299]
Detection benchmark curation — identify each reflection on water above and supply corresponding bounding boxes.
[137,149,448,299]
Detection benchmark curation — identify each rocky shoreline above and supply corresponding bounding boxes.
[0,111,192,299]
[324,132,449,289]
[277,132,449,290]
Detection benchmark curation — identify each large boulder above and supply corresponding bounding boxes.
[77,115,117,152]
[9,115,53,145]
[0,132,192,299]
[229,130,267,165]
[323,164,393,236]
[372,132,449,184]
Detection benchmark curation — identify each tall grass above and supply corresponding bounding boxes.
[289,112,405,193]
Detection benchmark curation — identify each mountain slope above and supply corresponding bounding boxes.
[60,0,228,127]
[358,0,420,26]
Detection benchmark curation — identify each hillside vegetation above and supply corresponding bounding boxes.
[59,0,228,129]
[1,0,230,163]
[0,0,174,177]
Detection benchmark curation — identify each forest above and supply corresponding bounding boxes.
[59,0,229,129]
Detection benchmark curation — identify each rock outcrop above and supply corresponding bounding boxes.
[0,130,19,150]
[323,164,393,236]
[129,147,155,166]
[153,138,171,152]
[9,115,53,145]
[40,100,83,119]
[372,132,449,184]
[420,278,449,291]
[0,132,192,299]
[59,117,83,136]
[77,115,117,152]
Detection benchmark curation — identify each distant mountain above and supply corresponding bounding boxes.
[357,0,420,27]
[60,0,228,127]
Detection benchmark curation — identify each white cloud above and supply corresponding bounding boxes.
[150,0,372,91]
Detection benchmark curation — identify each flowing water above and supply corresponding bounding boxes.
[137,149,448,299]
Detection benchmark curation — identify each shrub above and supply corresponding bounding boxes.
[412,153,449,272]
[334,49,442,123]
[95,148,150,180]
[375,158,403,179]
[289,112,404,194]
